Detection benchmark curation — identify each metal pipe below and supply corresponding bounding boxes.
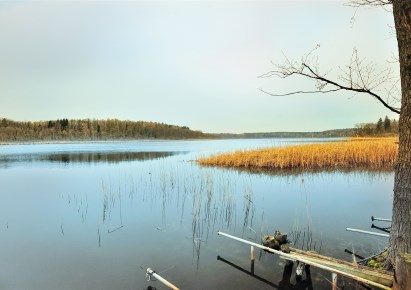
[358,248,388,265]
[344,249,365,260]
[218,231,391,290]
[218,231,283,255]
[346,228,390,238]
[371,224,391,234]
[146,268,180,290]
[371,216,392,223]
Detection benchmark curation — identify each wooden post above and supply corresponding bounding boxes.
[332,272,337,290]
[296,261,304,277]
[251,245,255,274]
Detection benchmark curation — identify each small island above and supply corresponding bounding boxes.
[198,137,398,171]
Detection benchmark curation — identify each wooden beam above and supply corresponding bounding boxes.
[218,231,393,289]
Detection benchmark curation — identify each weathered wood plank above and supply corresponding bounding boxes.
[287,253,393,287]
[289,247,393,284]
[218,231,394,289]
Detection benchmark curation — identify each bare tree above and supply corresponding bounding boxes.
[261,0,411,287]
[259,46,401,114]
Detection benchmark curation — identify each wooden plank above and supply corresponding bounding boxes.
[289,253,392,287]
[290,247,391,274]
[289,247,393,284]
[218,231,393,289]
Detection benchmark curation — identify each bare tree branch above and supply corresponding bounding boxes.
[346,0,392,8]
[258,88,342,97]
[260,47,401,114]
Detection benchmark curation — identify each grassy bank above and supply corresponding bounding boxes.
[198,137,398,171]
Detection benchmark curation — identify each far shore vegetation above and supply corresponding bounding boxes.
[0,118,212,142]
[0,115,398,143]
[198,137,399,171]
[216,116,398,139]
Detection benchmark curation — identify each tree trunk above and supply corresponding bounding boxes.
[389,1,411,288]
[393,253,411,290]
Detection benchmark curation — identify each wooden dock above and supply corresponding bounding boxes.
[218,231,393,290]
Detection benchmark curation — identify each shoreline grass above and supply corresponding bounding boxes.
[198,137,398,171]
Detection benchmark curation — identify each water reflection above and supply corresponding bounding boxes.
[217,255,280,288]
[0,151,180,166]
[217,255,314,290]
[204,165,395,177]
[46,151,180,164]
[242,186,255,237]
[0,140,394,289]
[60,164,391,269]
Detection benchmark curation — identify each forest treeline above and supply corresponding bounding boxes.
[216,116,398,139]
[0,116,398,143]
[0,118,212,142]
[354,116,398,136]
[216,128,357,139]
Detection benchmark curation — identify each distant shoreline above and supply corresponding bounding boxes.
[0,136,332,146]
[0,117,398,144]
[1,134,399,146]
[0,138,217,146]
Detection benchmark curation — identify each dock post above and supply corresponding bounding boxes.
[332,272,337,290]
[296,261,305,278]
[250,245,255,274]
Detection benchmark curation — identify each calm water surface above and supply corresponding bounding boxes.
[0,139,393,289]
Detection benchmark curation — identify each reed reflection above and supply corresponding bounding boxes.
[57,157,392,278]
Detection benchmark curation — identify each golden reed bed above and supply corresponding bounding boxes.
[198,137,398,171]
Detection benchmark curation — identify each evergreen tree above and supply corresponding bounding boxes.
[384,116,391,132]
[376,117,383,133]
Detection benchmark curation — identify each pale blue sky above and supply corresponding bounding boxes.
[0,0,399,133]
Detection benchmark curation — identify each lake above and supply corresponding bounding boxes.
[0,139,393,289]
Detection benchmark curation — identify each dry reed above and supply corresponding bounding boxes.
[198,137,398,171]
